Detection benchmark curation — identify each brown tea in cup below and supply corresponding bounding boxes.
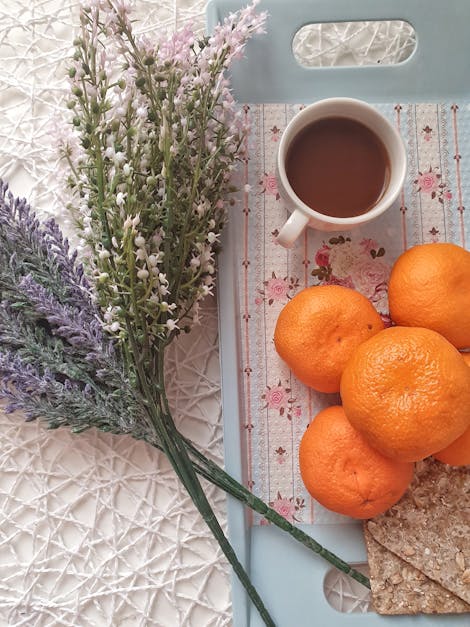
[285,116,390,219]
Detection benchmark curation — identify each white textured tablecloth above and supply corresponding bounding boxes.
[0,3,415,625]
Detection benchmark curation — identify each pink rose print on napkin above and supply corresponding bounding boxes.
[263,383,289,411]
[422,125,433,142]
[274,446,287,465]
[314,243,331,267]
[256,272,300,306]
[359,237,378,255]
[429,226,440,243]
[270,125,281,142]
[269,492,305,523]
[262,381,302,421]
[351,258,390,301]
[260,172,280,200]
[416,169,439,194]
[415,166,452,204]
[310,235,391,315]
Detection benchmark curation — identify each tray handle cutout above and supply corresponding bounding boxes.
[323,564,371,613]
[293,20,416,68]
[206,0,470,102]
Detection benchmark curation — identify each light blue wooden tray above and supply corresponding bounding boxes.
[206,1,470,625]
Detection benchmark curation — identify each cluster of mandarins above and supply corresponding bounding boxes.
[274,243,470,519]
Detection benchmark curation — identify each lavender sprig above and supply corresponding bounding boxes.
[0,351,149,438]
[0,181,145,433]
[16,275,107,362]
[0,181,92,312]
[0,303,98,383]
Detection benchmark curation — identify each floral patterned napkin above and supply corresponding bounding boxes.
[235,103,470,526]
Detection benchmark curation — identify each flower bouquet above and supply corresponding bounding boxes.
[0,1,369,623]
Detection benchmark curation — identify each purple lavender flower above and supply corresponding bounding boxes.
[0,350,149,438]
[0,182,142,428]
[0,180,94,315]
[17,274,105,360]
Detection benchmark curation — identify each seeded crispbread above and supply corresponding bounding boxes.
[365,458,470,614]
[364,526,470,614]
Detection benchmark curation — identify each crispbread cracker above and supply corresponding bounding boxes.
[367,459,470,606]
[364,526,470,614]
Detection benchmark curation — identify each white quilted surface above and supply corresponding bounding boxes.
[0,2,414,625]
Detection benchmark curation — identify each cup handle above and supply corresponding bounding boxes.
[277,210,310,248]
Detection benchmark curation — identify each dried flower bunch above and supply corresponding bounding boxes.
[0,1,369,623]
[64,0,254,343]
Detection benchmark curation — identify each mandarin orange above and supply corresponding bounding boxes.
[299,406,414,519]
[340,326,470,462]
[274,285,384,393]
[388,243,470,349]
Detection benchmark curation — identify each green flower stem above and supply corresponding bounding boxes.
[127,330,276,627]
[182,438,371,589]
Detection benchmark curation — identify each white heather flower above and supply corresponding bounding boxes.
[137,268,149,280]
[105,146,115,159]
[116,192,126,206]
[98,272,109,282]
[135,248,146,260]
[208,219,216,229]
[114,151,126,165]
[207,232,219,244]
[132,214,141,227]
[99,249,111,260]
[135,235,146,248]
[165,319,179,332]
[148,254,158,266]
[190,256,201,269]
[103,306,115,323]
[110,321,121,333]
[123,163,132,176]
[123,217,133,231]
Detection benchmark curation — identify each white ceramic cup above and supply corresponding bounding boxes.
[276,97,407,247]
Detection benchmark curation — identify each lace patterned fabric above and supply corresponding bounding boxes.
[0,3,413,624]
